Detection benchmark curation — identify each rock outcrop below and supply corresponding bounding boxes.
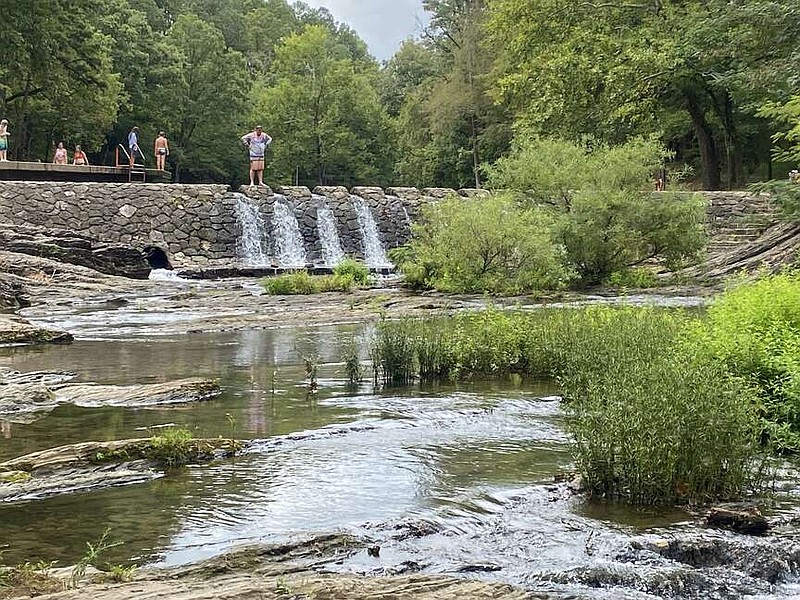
[0,224,150,279]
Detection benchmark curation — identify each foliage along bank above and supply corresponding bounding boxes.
[391,137,708,292]
[371,272,800,503]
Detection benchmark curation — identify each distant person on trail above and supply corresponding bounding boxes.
[128,126,140,168]
[655,167,666,191]
[0,119,9,161]
[790,169,800,184]
[53,142,68,165]
[154,131,169,171]
[73,144,89,166]
[240,125,272,187]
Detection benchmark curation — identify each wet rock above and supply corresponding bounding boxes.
[0,313,73,345]
[0,273,30,308]
[455,563,502,573]
[0,437,244,503]
[0,374,220,422]
[390,519,444,540]
[54,378,222,408]
[706,505,770,535]
[0,224,151,279]
[0,382,57,419]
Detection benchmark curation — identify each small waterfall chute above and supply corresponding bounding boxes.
[314,196,345,266]
[272,196,308,267]
[352,197,392,268]
[233,192,269,267]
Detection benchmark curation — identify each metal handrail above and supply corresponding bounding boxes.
[116,143,146,167]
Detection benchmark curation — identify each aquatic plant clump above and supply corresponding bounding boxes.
[262,262,371,295]
[371,307,768,504]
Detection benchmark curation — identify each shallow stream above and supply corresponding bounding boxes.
[1,293,800,599]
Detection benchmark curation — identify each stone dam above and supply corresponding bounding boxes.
[0,182,780,275]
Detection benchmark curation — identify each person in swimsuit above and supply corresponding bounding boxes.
[154,131,169,171]
[53,142,68,165]
[240,125,272,186]
[0,119,9,162]
[73,144,89,166]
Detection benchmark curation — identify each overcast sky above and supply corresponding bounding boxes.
[301,0,430,61]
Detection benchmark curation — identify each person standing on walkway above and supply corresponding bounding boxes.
[73,144,89,166]
[154,131,169,171]
[53,142,68,165]
[128,126,140,168]
[240,125,272,187]
[0,119,9,162]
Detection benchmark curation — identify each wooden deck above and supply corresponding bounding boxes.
[0,161,169,182]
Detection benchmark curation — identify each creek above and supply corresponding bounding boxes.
[1,296,800,599]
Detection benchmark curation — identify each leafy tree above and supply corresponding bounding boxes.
[1,0,122,160]
[486,0,800,189]
[759,94,800,166]
[252,25,394,186]
[394,0,510,188]
[396,193,570,293]
[157,13,249,181]
[487,136,707,283]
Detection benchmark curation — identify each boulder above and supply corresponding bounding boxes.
[706,506,770,535]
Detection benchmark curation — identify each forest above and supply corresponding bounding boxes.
[2,0,799,189]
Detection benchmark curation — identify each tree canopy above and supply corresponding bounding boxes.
[1,0,798,187]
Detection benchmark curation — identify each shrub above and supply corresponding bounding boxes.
[485,136,707,284]
[398,193,571,294]
[371,306,768,504]
[696,271,800,452]
[263,271,319,295]
[565,343,765,505]
[148,428,195,469]
[263,265,371,295]
[333,258,370,286]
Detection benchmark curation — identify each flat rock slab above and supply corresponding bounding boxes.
[0,437,241,503]
[0,313,72,345]
[54,378,222,408]
[22,535,545,599]
[0,376,221,423]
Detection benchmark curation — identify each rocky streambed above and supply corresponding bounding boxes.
[1,248,800,599]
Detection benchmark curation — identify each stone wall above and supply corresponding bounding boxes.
[0,181,774,270]
[0,181,485,268]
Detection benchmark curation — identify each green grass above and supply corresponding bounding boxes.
[370,306,768,505]
[262,260,371,295]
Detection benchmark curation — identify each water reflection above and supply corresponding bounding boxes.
[1,325,799,599]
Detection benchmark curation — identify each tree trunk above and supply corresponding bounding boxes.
[685,90,720,190]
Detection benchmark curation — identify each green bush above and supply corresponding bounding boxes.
[333,258,370,285]
[263,271,319,295]
[397,193,571,294]
[371,306,768,504]
[485,136,707,284]
[148,428,195,469]
[263,267,370,295]
[696,271,800,452]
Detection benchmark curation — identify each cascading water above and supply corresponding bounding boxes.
[233,192,269,266]
[352,197,392,268]
[314,196,345,266]
[272,196,308,267]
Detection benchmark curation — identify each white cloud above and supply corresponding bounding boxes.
[300,0,429,61]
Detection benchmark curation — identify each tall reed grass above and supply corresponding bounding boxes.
[371,306,767,504]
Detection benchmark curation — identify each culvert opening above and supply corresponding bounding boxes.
[144,246,171,270]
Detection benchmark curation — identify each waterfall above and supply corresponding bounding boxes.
[272,196,308,267]
[233,192,269,266]
[352,197,392,268]
[314,196,345,266]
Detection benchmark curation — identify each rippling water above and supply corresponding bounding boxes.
[1,320,799,598]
